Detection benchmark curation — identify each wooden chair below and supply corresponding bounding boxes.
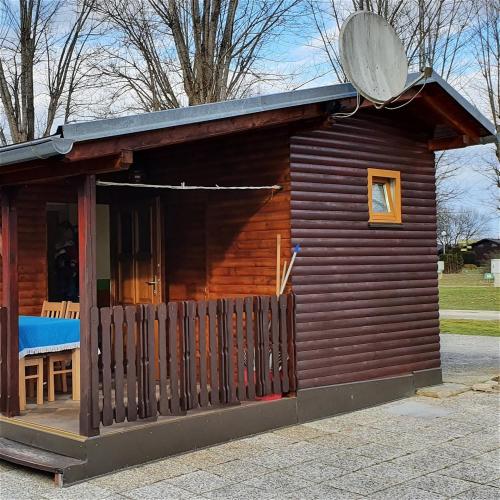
[19,356,44,411]
[47,302,80,400]
[47,348,80,402]
[64,302,80,319]
[41,300,66,318]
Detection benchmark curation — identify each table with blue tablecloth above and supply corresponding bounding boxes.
[19,316,80,358]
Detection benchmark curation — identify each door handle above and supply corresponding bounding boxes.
[146,276,160,295]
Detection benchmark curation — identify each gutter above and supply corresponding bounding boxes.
[0,137,74,167]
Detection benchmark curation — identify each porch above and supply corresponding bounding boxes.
[0,125,296,440]
[2,294,296,436]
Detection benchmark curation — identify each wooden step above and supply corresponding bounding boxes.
[0,437,86,486]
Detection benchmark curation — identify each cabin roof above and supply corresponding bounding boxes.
[0,71,496,168]
[471,238,500,247]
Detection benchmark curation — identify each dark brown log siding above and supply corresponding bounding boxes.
[290,115,440,389]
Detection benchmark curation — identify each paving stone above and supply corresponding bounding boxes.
[125,481,201,500]
[408,472,476,496]
[208,440,263,458]
[308,433,370,450]
[41,482,115,499]
[237,433,297,449]
[472,381,499,393]
[454,485,500,499]
[242,470,314,493]
[450,433,500,453]
[0,486,47,500]
[431,420,483,438]
[466,451,500,471]
[244,450,300,469]
[488,477,500,488]
[371,430,441,450]
[432,443,482,462]
[371,484,446,499]
[352,442,409,460]
[320,450,379,471]
[361,462,424,483]
[417,383,470,398]
[281,460,347,483]
[90,462,197,492]
[272,425,329,441]
[245,442,325,469]
[438,462,500,484]
[326,471,392,495]
[165,470,233,494]
[203,458,270,481]
[386,400,452,418]
[0,468,54,497]
[391,449,459,473]
[302,419,346,433]
[284,484,363,499]
[204,482,274,499]
[0,460,15,472]
[184,447,243,466]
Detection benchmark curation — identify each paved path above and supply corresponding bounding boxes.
[1,336,499,499]
[440,333,500,386]
[440,310,500,321]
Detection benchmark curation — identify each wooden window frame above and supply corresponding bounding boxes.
[368,168,402,224]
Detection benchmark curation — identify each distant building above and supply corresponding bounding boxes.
[471,239,500,265]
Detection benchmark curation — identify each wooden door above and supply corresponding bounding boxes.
[111,198,163,305]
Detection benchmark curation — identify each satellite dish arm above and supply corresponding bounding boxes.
[374,67,433,110]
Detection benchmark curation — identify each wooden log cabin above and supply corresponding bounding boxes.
[0,72,495,484]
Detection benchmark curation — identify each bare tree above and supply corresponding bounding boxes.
[307,0,474,83]
[471,0,499,211]
[0,0,99,144]
[437,206,491,247]
[307,0,476,210]
[95,0,302,112]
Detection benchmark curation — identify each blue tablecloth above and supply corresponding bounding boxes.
[19,316,80,358]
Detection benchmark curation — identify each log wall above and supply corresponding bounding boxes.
[290,115,440,389]
[0,184,76,315]
[147,127,292,301]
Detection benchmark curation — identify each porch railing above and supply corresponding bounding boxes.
[90,294,296,428]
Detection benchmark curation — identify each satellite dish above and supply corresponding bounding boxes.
[339,11,408,105]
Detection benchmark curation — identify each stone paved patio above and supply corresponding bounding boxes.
[1,334,499,499]
[440,334,500,386]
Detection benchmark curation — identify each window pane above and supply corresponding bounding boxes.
[372,182,390,213]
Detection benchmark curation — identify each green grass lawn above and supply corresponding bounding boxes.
[440,319,500,336]
[440,268,493,287]
[439,287,500,311]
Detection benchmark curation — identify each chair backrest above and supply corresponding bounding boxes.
[64,301,80,319]
[41,301,66,318]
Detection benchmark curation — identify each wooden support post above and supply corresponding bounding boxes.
[1,187,20,416]
[78,175,99,436]
[276,234,281,297]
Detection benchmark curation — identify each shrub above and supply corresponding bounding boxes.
[444,251,464,273]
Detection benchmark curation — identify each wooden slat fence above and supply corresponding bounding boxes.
[90,294,296,427]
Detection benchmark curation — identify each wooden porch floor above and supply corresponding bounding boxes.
[13,395,182,436]
[11,394,279,437]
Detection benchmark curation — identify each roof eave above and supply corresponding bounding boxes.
[0,137,74,167]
